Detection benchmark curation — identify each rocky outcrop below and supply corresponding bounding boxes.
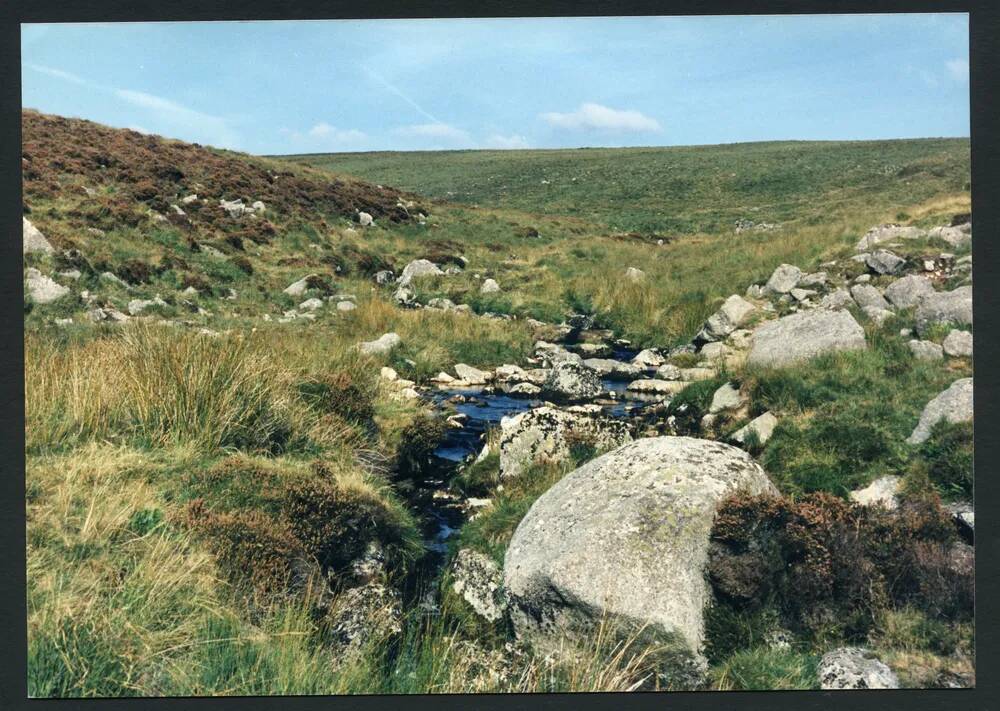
[747,309,866,368]
[503,437,777,671]
[817,647,899,690]
[582,358,642,381]
[855,224,925,251]
[498,406,632,480]
[906,378,973,444]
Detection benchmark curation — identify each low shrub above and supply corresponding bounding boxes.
[914,420,973,500]
[297,369,378,425]
[706,491,965,648]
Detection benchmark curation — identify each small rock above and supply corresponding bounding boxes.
[942,329,973,358]
[730,411,778,446]
[337,300,357,312]
[817,647,899,690]
[398,259,443,286]
[625,267,645,281]
[454,363,491,385]
[357,332,402,356]
[700,342,730,361]
[451,549,508,622]
[819,288,852,310]
[23,217,54,254]
[865,250,906,275]
[709,382,744,413]
[25,268,69,304]
[626,379,689,395]
[358,211,374,227]
[849,476,901,509]
[908,340,944,361]
[480,278,501,294]
[915,286,972,336]
[698,295,757,342]
[850,284,892,312]
[632,348,665,368]
[763,264,802,294]
[299,298,324,311]
[283,275,317,297]
[906,378,973,445]
[884,275,935,310]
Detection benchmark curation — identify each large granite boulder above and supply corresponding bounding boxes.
[498,406,632,480]
[398,259,444,286]
[747,309,867,368]
[884,275,935,309]
[763,264,802,294]
[503,437,777,675]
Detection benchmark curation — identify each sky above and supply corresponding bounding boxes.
[21,15,969,155]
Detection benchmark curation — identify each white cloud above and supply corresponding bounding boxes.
[946,58,969,82]
[393,122,472,143]
[484,133,530,149]
[540,102,661,133]
[307,122,368,143]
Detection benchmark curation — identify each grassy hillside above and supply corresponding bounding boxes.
[282,139,970,234]
[25,111,973,695]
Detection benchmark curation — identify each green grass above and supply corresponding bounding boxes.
[711,647,820,691]
[282,139,969,234]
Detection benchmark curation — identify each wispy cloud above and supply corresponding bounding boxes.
[484,133,530,149]
[540,102,661,132]
[945,58,969,82]
[24,62,242,149]
[282,122,370,150]
[360,63,442,124]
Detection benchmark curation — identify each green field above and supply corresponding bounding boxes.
[282,139,970,234]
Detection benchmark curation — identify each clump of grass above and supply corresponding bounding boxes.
[710,647,819,690]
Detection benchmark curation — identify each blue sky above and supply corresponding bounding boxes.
[22,15,969,154]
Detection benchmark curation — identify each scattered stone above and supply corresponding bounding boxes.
[789,288,816,302]
[25,268,70,304]
[700,342,729,361]
[393,285,417,307]
[863,307,895,326]
[380,367,398,381]
[87,306,130,323]
[632,348,665,368]
[431,371,455,384]
[626,379,689,395]
[480,278,501,294]
[908,340,944,361]
[427,297,458,311]
[58,269,81,281]
[928,225,971,249]
[745,284,765,299]
[357,332,402,356]
[358,211,374,227]
[915,286,972,336]
[374,270,395,285]
[698,295,757,342]
[454,363,491,385]
[850,284,892,312]
[942,329,973,358]
[299,297,324,311]
[855,224,925,251]
[23,217,54,254]
[507,382,542,397]
[655,363,683,380]
[854,273,872,284]
[451,549,508,622]
[680,367,716,381]
[127,295,167,315]
[709,382,744,413]
[798,271,828,287]
[503,437,777,674]
[283,275,317,297]
[819,288,852,310]
[180,194,199,205]
[906,378,973,444]
[625,267,645,281]
[865,249,906,275]
[540,361,603,402]
[884,275,935,309]
[337,300,357,312]
[747,309,867,368]
[219,198,251,219]
[817,648,899,690]
[582,358,642,381]
[849,476,901,509]
[730,412,778,446]
[398,259,443,286]
[498,406,632,480]
[763,264,802,294]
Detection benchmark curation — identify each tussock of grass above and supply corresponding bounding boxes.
[711,647,819,690]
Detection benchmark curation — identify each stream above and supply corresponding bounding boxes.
[406,339,671,612]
